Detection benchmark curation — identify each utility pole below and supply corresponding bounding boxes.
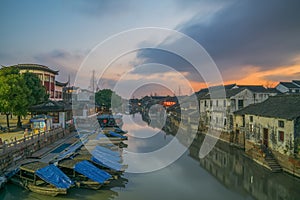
[92,70,95,93]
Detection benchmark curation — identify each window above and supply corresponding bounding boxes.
[36,73,43,81]
[278,120,284,128]
[44,75,50,81]
[210,100,213,108]
[278,131,284,142]
[238,100,244,109]
[250,116,253,122]
[204,100,207,107]
[223,100,226,107]
[49,112,59,123]
[216,100,219,107]
[224,118,227,126]
[250,124,254,133]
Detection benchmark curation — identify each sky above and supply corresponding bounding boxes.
[1,0,300,97]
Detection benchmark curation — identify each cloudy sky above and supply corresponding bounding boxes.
[1,0,300,97]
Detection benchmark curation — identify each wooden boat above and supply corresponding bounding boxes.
[97,113,123,129]
[58,159,112,190]
[72,153,122,179]
[27,184,67,196]
[10,162,72,196]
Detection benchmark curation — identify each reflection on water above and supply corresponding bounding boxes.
[1,113,300,200]
[189,135,300,200]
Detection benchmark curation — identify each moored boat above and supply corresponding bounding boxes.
[10,162,73,196]
[58,159,112,190]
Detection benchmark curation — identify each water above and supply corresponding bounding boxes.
[1,114,300,200]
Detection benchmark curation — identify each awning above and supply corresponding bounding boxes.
[74,160,112,183]
[35,165,73,189]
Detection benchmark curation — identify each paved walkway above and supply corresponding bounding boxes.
[4,132,78,175]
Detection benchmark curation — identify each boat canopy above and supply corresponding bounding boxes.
[35,165,73,189]
[74,160,112,183]
[92,148,121,163]
[91,146,123,171]
[107,131,127,139]
[91,156,123,172]
[94,145,120,157]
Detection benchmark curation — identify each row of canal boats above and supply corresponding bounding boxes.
[5,124,128,196]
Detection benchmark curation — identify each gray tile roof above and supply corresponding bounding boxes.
[279,82,300,89]
[236,85,278,93]
[292,80,300,86]
[234,94,300,120]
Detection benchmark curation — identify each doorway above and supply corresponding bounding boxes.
[263,128,268,148]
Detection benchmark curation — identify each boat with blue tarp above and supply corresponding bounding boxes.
[92,147,122,163]
[106,131,128,140]
[58,159,112,190]
[91,148,126,172]
[10,162,73,196]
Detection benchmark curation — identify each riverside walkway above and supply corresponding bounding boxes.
[0,126,75,175]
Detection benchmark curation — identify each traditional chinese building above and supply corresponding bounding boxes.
[234,95,300,175]
[10,63,68,101]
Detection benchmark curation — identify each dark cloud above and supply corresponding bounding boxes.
[136,0,300,82]
[34,49,86,84]
[134,49,204,82]
[179,0,300,69]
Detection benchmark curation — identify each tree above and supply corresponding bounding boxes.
[95,89,122,112]
[0,67,29,129]
[23,72,48,105]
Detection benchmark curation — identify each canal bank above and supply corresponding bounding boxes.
[1,113,300,200]
[0,126,75,175]
[161,108,300,178]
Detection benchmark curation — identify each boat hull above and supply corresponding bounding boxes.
[28,184,67,197]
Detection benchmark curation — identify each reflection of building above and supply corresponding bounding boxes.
[189,134,300,200]
[11,63,68,100]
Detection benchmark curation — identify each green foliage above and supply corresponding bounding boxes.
[0,67,49,128]
[95,89,122,110]
[23,72,48,105]
[0,67,29,116]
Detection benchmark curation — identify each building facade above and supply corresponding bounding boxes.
[10,64,67,101]
[234,95,300,176]
[198,84,278,133]
[276,80,300,94]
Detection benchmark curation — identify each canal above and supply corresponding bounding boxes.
[1,113,300,200]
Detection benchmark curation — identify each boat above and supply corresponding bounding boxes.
[97,114,124,129]
[72,145,126,179]
[58,159,112,190]
[10,162,73,196]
